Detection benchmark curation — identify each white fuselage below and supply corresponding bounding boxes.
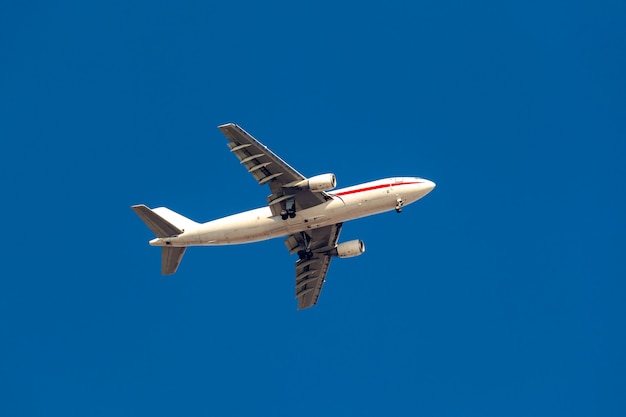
[150,177,435,247]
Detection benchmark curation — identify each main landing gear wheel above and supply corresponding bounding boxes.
[297,249,314,261]
[282,197,296,220]
[297,232,313,260]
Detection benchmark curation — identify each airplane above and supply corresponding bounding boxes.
[131,123,435,309]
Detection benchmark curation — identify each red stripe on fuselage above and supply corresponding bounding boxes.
[334,181,422,197]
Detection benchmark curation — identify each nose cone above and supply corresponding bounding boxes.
[423,179,436,194]
[401,177,436,204]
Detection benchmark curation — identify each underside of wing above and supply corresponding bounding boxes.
[295,255,332,310]
[218,123,331,216]
[285,223,343,309]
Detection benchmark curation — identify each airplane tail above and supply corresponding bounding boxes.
[131,204,199,275]
[160,247,186,275]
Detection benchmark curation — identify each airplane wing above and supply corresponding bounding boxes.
[284,223,343,309]
[218,123,332,216]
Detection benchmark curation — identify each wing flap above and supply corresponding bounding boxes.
[218,123,330,215]
[295,255,332,309]
[221,123,303,186]
[286,223,343,310]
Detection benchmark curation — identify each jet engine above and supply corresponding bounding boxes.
[330,239,366,258]
[294,173,337,192]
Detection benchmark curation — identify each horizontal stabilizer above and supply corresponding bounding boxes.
[162,247,186,275]
[131,204,183,238]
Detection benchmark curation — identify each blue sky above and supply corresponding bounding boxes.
[1,1,625,415]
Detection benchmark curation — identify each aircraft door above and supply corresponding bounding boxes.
[389,177,403,193]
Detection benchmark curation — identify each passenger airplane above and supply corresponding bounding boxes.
[132,123,435,309]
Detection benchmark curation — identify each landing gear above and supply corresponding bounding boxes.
[281,197,296,220]
[297,232,313,260]
[297,248,313,260]
[395,198,404,213]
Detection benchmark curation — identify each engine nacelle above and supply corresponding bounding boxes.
[295,173,336,192]
[330,239,366,258]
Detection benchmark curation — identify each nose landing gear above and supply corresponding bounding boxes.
[395,198,404,213]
